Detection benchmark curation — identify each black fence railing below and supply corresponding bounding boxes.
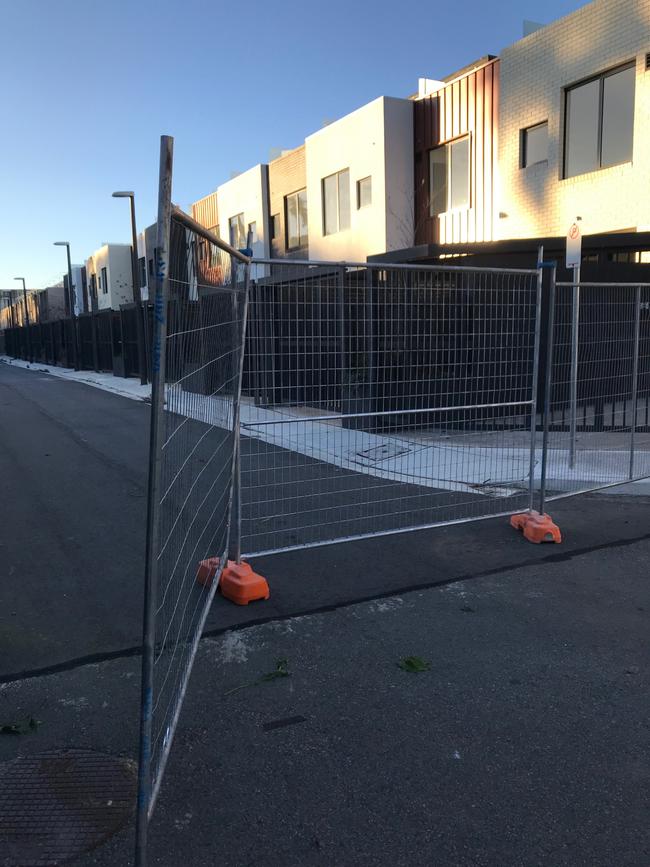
[3,303,151,382]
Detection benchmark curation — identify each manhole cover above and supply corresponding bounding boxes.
[0,749,136,866]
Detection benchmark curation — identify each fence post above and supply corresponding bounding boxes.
[91,311,99,371]
[629,285,641,480]
[539,263,557,515]
[135,134,174,867]
[568,264,580,468]
[227,258,249,566]
[528,247,544,512]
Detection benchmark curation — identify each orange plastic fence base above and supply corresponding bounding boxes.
[510,511,562,544]
[196,557,270,605]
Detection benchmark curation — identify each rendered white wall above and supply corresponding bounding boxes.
[305,96,413,261]
[85,244,133,310]
[216,164,270,260]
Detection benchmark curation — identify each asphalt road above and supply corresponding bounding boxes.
[2,555,648,866]
[0,362,648,866]
[3,360,650,680]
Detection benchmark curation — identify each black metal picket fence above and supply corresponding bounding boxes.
[3,304,151,381]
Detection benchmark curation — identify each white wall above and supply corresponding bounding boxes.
[305,96,413,261]
[497,0,650,240]
[85,244,134,310]
[216,164,270,260]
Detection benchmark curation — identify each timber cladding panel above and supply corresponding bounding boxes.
[268,144,307,258]
[191,191,219,231]
[414,59,499,246]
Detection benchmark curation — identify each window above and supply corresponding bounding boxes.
[208,226,220,268]
[564,63,635,178]
[229,213,246,248]
[248,221,257,244]
[357,176,372,208]
[90,272,97,299]
[285,189,308,249]
[100,267,108,295]
[138,257,146,288]
[148,258,153,277]
[522,122,548,167]
[429,137,470,215]
[322,169,350,235]
[270,214,280,240]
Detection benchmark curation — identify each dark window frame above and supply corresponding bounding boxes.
[285,188,308,250]
[563,61,635,178]
[229,213,246,249]
[322,168,351,236]
[428,134,471,216]
[357,176,372,209]
[521,121,549,168]
[100,266,108,295]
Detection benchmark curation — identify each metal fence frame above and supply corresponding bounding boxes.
[135,138,251,866]
[539,269,650,511]
[231,256,545,558]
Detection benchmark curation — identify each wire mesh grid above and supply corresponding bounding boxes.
[147,216,248,809]
[240,260,541,555]
[543,281,650,500]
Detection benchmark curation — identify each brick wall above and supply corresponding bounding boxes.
[268,145,306,258]
[497,0,650,240]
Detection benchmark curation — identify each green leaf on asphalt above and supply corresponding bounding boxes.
[259,659,290,682]
[225,659,291,695]
[0,716,42,735]
[397,656,431,673]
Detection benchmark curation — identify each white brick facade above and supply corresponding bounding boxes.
[497,0,650,240]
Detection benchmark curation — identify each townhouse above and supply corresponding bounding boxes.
[85,244,135,311]
[191,0,650,275]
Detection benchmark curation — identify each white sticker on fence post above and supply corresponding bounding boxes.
[566,222,582,269]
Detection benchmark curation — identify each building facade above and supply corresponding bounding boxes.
[413,57,499,246]
[268,145,307,259]
[497,0,650,241]
[85,244,134,311]
[305,96,413,261]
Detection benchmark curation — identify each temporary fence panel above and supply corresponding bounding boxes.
[542,280,650,500]
[135,138,249,865]
[239,259,542,557]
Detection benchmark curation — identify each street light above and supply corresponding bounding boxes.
[53,241,79,370]
[112,191,147,384]
[13,277,33,363]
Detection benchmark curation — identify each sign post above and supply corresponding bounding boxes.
[566,221,582,469]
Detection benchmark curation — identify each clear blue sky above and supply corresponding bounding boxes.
[0,0,584,289]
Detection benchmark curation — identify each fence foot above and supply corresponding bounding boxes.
[510,511,562,544]
[196,557,270,605]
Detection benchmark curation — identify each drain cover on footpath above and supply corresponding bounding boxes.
[0,749,136,866]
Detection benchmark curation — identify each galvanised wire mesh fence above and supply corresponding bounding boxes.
[542,280,650,500]
[136,139,250,863]
[238,259,543,556]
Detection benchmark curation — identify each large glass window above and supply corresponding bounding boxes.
[429,137,470,215]
[322,169,350,235]
[286,189,308,249]
[564,63,635,177]
[522,122,548,168]
[101,267,108,294]
[229,213,246,249]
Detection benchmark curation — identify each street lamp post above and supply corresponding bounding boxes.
[53,241,79,370]
[112,191,148,384]
[13,277,33,363]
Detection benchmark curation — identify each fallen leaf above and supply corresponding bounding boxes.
[397,656,431,673]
